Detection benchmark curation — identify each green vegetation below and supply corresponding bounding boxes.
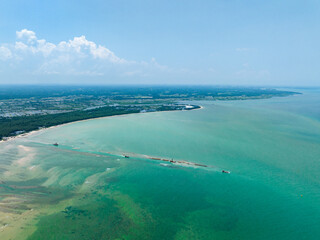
[0,104,197,140]
[0,85,298,101]
[0,85,298,140]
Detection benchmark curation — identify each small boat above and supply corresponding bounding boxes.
[222,170,230,174]
[124,155,130,158]
[53,143,59,146]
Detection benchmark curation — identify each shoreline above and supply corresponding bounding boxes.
[0,105,204,144]
[1,91,298,144]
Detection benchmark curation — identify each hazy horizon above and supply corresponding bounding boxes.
[0,83,318,88]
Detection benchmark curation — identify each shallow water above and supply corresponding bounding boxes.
[0,89,320,239]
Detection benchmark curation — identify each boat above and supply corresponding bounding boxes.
[124,155,130,158]
[53,143,59,146]
[222,170,230,174]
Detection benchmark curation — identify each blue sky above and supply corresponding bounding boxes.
[0,0,319,86]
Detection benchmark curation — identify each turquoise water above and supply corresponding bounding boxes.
[0,89,320,239]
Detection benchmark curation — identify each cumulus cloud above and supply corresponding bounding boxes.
[0,29,148,79]
[16,29,37,43]
[12,29,124,62]
[0,29,183,83]
[57,35,125,63]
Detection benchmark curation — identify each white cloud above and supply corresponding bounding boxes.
[0,29,184,83]
[36,39,56,56]
[1,29,132,75]
[55,35,125,63]
[16,29,37,43]
[15,41,28,51]
[0,46,12,60]
[11,29,127,63]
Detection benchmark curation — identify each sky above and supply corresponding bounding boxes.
[0,0,319,86]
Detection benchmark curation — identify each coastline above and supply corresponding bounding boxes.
[0,105,203,144]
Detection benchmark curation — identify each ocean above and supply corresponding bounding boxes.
[0,88,320,239]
